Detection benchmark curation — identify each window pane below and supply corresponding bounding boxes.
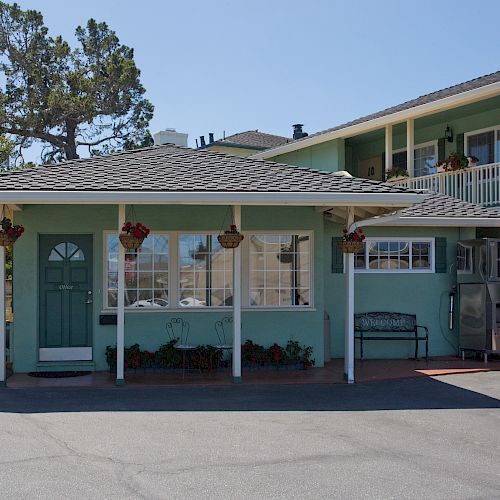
[357,239,433,273]
[414,144,436,177]
[468,131,494,165]
[178,234,232,307]
[106,234,169,309]
[392,151,407,172]
[249,233,311,307]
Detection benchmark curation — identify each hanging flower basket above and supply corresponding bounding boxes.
[337,240,364,253]
[338,227,366,253]
[278,245,294,263]
[119,234,144,250]
[119,221,150,250]
[218,225,244,249]
[0,218,24,246]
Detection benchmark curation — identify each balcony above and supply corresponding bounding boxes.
[389,162,500,207]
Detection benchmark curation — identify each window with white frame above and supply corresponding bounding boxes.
[105,233,169,308]
[466,126,500,165]
[457,243,473,274]
[248,233,311,307]
[392,142,437,178]
[354,238,434,272]
[178,234,233,307]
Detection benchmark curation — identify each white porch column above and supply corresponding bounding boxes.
[116,204,125,385]
[344,207,355,384]
[385,125,393,175]
[406,118,414,178]
[0,241,5,386]
[232,205,242,383]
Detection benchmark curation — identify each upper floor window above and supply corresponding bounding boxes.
[249,233,312,307]
[355,238,434,273]
[391,141,437,178]
[466,126,500,165]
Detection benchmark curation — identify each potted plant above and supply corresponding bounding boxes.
[385,166,409,182]
[337,227,366,253]
[467,155,479,167]
[0,217,24,246]
[119,221,150,250]
[436,152,470,173]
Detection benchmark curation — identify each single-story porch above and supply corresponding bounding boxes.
[2,145,500,387]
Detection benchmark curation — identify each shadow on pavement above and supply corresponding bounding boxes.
[0,376,499,413]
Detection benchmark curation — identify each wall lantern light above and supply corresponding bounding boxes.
[445,125,453,143]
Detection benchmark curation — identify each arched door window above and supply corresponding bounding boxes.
[48,242,85,262]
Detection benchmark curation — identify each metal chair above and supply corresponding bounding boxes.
[214,316,233,369]
[166,318,197,378]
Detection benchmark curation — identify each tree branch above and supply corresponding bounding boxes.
[1,126,67,148]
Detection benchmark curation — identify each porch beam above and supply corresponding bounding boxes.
[385,125,392,176]
[344,207,355,384]
[232,205,242,383]
[116,204,125,385]
[406,119,414,178]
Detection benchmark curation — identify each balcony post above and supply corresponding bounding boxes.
[406,119,414,178]
[344,207,355,384]
[385,125,392,177]
[232,204,242,383]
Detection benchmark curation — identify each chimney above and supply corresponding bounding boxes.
[208,132,214,144]
[200,135,206,148]
[293,124,308,140]
[153,128,188,147]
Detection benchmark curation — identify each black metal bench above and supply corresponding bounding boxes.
[354,312,429,360]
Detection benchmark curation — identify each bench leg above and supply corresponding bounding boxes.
[414,335,418,359]
[425,338,428,361]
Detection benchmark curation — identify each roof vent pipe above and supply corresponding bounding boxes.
[293,124,308,140]
[208,132,214,143]
[200,135,206,147]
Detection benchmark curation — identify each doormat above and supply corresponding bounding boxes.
[28,371,92,378]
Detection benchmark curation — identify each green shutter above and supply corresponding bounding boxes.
[456,133,464,155]
[332,237,344,273]
[435,237,447,273]
[438,137,446,162]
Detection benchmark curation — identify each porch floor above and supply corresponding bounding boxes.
[6,356,500,388]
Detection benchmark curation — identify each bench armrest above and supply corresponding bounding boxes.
[416,325,429,338]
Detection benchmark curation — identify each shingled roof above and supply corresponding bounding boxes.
[303,71,500,143]
[399,193,500,219]
[0,145,421,194]
[254,71,500,159]
[211,131,290,150]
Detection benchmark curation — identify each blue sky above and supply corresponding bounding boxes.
[14,0,500,152]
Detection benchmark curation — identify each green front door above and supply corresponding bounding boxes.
[39,235,93,361]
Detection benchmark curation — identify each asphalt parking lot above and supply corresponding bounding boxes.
[0,372,499,500]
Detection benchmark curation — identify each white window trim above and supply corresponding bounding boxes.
[102,230,315,312]
[354,237,435,274]
[244,230,314,309]
[103,230,172,311]
[176,230,233,310]
[392,141,438,178]
[464,124,500,163]
[457,242,473,275]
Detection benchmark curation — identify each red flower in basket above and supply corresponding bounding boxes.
[342,227,366,242]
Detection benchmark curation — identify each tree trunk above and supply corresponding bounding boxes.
[64,121,79,160]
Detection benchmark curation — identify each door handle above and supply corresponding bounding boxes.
[85,290,93,304]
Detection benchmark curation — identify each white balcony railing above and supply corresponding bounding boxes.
[390,162,500,207]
